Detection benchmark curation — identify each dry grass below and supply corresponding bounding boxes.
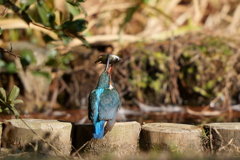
[1,0,240,49]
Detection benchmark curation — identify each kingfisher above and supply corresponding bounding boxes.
[88,54,121,139]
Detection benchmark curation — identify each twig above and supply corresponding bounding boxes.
[0,43,21,58]
[168,34,181,104]
[31,21,54,32]
[71,146,82,159]
[28,141,38,152]
[213,128,224,149]
[72,73,80,106]
[71,140,90,158]
[209,126,213,154]
[186,107,221,116]
[49,78,59,112]
[219,138,234,151]
[0,6,8,17]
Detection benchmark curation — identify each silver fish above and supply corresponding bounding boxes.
[95,54,121,64]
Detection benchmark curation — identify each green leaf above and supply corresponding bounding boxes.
[77,0,86,2]
[206,80,214,90]
[61,21,71,30]
[120,5,139,31]
[20,49,36,68]
[76,35,89,47]
[66,1,80,16]
[12,99,24,104]
[78,2,87,17]
[187,67,194,73]
[193,86,211,97]
[8,85,20,102]
[74,19,87,32]
[46,48,58,58]
[37,2,52,26]
[66,0,87,17]
[43,34,55,43]
[0,59,6,67]
[61,53,74,64]
[58,33,72,45]
[20,0,35,11]
[6,62,16,73]
[47,13,55,27]
[37,0,44,6]
[45,58,58,67]
[9,103,20,118]
[0,88,7,102]
[0,0,6,5]
[0,27,2,35]
[0,99,19,118]
[61,19,87,33]
[32,71,51,82]
[66,1,80,6]
[20,11,33,25]
[69,14,74,22]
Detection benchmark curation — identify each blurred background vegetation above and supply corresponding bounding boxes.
[1,0,240,123]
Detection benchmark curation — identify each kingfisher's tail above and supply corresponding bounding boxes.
[93,120,105,139]
[105,116,116,135]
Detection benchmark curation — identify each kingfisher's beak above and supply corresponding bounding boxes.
[105,54,111,71]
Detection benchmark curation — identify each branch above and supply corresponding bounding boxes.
[0,43,20,58]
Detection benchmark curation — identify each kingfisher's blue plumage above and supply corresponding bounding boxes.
[88,55,120,139]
